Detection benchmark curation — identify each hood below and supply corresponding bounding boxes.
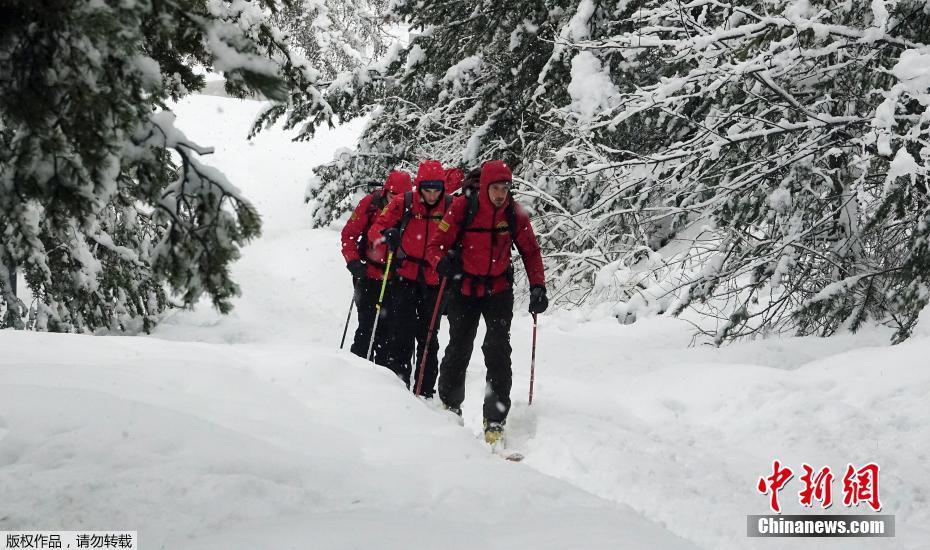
[478,160,513,210]
[383,170,413,195]
[413,160,446,190]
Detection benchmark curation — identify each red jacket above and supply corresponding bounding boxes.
[340,171,412,280]
[368,192,449,286]
[426,162,545,296]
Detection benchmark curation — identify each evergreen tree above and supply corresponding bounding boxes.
[273,0,389,80]
[0,0,329,332]
[562,0,930,342]
[273,0,930,342]
[291,0,930,343]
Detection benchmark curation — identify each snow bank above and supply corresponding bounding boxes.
[0,330,693,549]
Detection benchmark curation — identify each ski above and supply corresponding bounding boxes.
[490,442,524,462]
[502,451,524,462]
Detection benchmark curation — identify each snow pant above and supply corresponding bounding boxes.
[438,288,514,424]
[349,276,391,366]
[384,278,441,397]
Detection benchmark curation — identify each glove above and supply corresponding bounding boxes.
[436,253,462,279]
[346,259,367,279]
[381,228,401,251]
[529,285,548,314]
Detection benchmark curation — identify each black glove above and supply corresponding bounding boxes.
[381,228,401,251]
[436,253,462,279]
[346,259,367,279]
[529,285,548,314]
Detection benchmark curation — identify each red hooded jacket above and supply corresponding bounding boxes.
[340,170,413,280]
[368,161,450,286]
[426,160,545,296]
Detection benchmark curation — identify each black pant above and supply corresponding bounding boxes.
[438,289,514,423]
[384,278,442,397]
[350,276,391,366]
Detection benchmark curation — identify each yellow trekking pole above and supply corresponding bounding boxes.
[366,251,394,361]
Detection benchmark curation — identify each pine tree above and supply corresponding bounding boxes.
[273,0,389,80]
[556,0,930,342]
[0,0,329,332]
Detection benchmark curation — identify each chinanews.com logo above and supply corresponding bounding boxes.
[748,460,895,538]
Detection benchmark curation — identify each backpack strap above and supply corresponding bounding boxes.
[422,194,454,222]
[460,194,518,240]
[452,190,480,252]
[460,196,525,276]
[398,191,414,236]
[388,191,412,262]
[398,193,451,283]
[463,190,480,232]
[365,190,384,217]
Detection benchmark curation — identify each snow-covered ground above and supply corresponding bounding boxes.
[1,94,927,549]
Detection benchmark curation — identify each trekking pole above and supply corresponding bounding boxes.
[528,313,538,405]
[366,252,394,361]
[339,279,357,349]
[414,277,447,396]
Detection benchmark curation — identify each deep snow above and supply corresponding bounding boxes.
[1,93,927,550]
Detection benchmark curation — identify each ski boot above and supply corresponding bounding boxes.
[483,419,505,446]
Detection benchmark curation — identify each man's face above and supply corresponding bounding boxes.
[421,188,442,206]
[488,182,510,208]
[385,191,396,203]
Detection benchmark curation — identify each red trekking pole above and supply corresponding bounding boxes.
[528,313,538,405]
[414,277,447,396]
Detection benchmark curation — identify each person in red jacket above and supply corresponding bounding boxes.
[341,170,413,363]
[425,160,548,444]
[368,160,451,395]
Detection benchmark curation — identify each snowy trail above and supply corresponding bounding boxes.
[2,94,928,549]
